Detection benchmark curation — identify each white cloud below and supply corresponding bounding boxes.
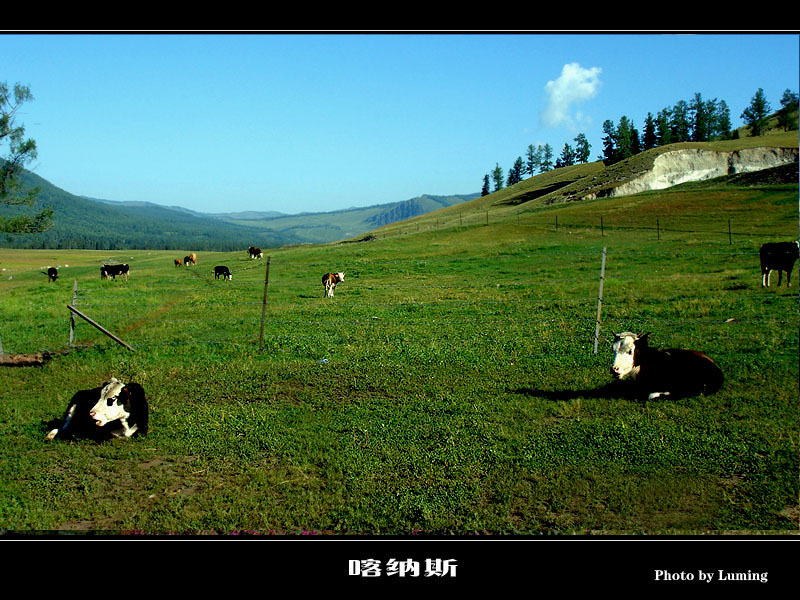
[540,63,602,130]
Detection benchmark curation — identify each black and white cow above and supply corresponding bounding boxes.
[45,267,58,282]
[759,241,799,287]
[214,265,232,280]
[101,263,130,280]
[248,246,263,259]
[184,255,195,267]
[610,332,723,401]
[45,377,149,441]
[321,272,345,297]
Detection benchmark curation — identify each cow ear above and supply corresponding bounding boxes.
[637,333,651,346]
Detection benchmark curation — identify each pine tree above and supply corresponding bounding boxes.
[573,133,591,163]
[481,174,490,196]
[777,89,798,132]
[740,88,771,137]
[506,157,524,186]
[670,100,691,142]
[656,109,672,146]
[601,120,616,163]
[714,100,732,140]
[540,144,554,172]
[557,143,576,167]
[614,116,636,162]
[491,163,504,192]
[642,113,657,150]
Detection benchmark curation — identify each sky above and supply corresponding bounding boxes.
[1,32,798,215]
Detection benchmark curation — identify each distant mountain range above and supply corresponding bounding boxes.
[0,168,477,250]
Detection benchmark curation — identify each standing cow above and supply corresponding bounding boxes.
[322,272,345,297]
[174,258,183,267]
[101,264,130,280]
[44,267,58,282]
[214,265,232,280]
[248,246,263,259]
[760,241,799,287]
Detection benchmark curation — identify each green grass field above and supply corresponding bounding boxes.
[0,177,797,534]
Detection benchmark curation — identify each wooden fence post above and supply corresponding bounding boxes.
[259,256,272,351]
[69,279,78,347]
[593,246,607,355]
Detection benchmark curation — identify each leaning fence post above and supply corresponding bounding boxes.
[593,246,607,355]
[69,279,78,347]
[259,256,272,351]
[66,305,135,351]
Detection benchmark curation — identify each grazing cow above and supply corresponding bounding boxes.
[45,377,149,441]
[101,263,130,280]
[759,241,799,287]
[174,258,183,267]
[189,252,197,265]
[183,256,194,267]
[321,272,345,297]
[214,265,232,280]
[248,246,263,259]
[610,332,723,401]
[45,267,58,282]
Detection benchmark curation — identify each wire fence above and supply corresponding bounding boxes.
[2,236,798,360]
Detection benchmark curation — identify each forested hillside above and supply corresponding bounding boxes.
[0,168,476,250]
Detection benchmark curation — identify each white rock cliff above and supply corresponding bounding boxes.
[609,147,798,198]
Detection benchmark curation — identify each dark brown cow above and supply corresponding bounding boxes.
[760,241,799,287]
[610,332,723,401]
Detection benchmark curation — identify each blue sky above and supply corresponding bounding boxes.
[1,33,798,215]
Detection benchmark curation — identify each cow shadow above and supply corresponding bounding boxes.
[512,380,642,402]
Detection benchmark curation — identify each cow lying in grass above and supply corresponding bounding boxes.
[45,377,149,441]
[610,332,723,400]
[322,272,345,297]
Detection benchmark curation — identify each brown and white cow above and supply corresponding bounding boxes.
[759,241,799,287]
[174,258,183,267]
[322,272,345,297]
[610,332,723,400]
[189,252,197,265]
[45,377,149,441]
[248,246,263,259]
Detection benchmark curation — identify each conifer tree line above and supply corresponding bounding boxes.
[481,87,799,196]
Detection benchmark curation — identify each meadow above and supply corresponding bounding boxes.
[0,177,797,534]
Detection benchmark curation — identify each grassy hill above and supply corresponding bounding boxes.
[0,127,797,534]
[364,130,798,241]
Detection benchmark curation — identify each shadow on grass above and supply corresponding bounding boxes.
[512,381,642,402]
